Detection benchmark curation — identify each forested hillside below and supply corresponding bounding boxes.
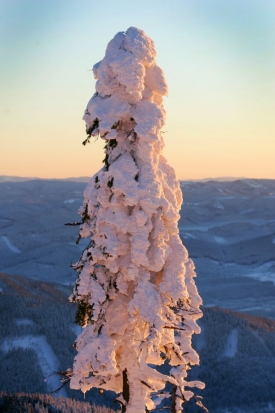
[0,392,114,413]
[0,273,117,408]
[0,273,274,412]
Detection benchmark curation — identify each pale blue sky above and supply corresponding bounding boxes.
[1,0,274,179]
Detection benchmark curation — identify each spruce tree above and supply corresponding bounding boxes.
[69,27,204,413]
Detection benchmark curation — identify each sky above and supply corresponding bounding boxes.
[0,0,274,180]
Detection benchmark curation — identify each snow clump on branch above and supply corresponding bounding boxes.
[69,27,204,413]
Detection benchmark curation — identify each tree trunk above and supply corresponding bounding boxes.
[122,369,130,413]
[171,384,177,413]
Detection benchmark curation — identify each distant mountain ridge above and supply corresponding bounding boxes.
[0,175,92,183]
[3,175,275,184]
[4,175,275,184]
[186,176,248,182]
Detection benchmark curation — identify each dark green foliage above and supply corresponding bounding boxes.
[75,300,94,327]
[80,203,89,225]
[102,139,118,170]
[95,176,100,189]
[111,121,120,130]
[106,139,117,150]
[82,118,99,146]
[76,203,90,244]
[107,178,114,188]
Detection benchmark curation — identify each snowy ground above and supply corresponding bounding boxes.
[1,235,21,253]
[222,329,238,358]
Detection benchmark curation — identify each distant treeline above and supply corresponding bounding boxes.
[0,392,114,413]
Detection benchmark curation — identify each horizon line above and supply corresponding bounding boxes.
[1,175,274,183]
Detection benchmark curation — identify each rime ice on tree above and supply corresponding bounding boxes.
[69,27,204,413]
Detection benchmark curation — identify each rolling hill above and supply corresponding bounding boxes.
[0,178,274,318]
[0,272,274,412]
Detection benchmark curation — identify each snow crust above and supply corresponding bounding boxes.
[70,27,203,412]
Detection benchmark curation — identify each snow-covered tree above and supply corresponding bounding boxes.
[68,27,204,413]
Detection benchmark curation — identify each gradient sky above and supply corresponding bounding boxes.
[1,0,274,180]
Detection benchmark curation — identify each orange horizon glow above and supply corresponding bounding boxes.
[1,0,274,181]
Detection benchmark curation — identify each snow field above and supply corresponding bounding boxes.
[214,236,227,244]
[64,199,79,204]
[1,235,21,253]
[222,329,238,358]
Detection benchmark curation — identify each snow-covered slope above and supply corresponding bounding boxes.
[0,178,274,318]
[0,273,274,413]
